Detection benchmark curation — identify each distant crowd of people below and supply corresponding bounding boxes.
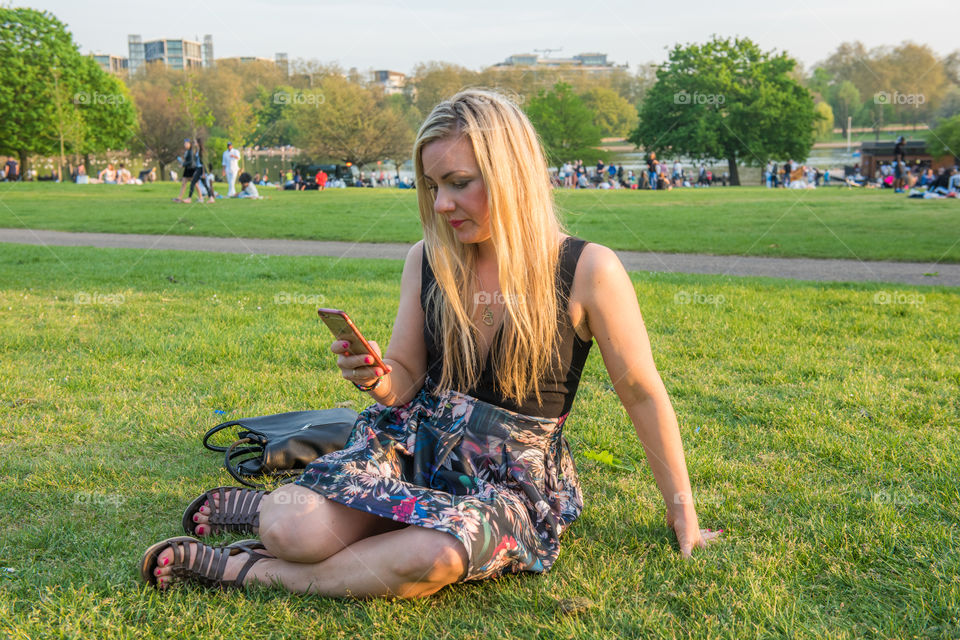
[553,156,731,190]
[764,161,827,189]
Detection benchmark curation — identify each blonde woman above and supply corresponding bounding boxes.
[140,89,720,597]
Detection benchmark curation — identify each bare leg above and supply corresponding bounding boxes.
[155,485,469,598]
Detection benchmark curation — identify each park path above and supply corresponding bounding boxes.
[2,227,958,287]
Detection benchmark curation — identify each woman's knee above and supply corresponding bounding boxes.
[390,529,468,589]
[258,485,330,561]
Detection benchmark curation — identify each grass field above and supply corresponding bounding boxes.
[1,182,959,263]
[1,241,958,638]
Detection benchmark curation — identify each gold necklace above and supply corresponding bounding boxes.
[481,305,494,326]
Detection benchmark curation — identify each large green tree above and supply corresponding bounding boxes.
[926,114,960,162]
[0,8,136,176]
[580,87,638,138]
[630,36,817,185]
[525,82,602,165]
[289,75,412,167]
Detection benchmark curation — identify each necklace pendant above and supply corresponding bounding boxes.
[482,306,494,326]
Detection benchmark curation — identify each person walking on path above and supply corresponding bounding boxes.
[140,89,720,598]
[185,139,214,204]
[222,142,241,197]
[173,139,197,202]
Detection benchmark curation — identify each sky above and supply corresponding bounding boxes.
[28,0,958,75]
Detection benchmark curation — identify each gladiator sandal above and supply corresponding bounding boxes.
[140,536,270,590]
[181,486,268,536]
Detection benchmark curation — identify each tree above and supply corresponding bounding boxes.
[580,87,638,138]
[814,102,834,137]
[525,82,602,166]
[289,75,411,167]
[831,80,861,137]
[630,36,817,186]
[410,61,477,114]
[128,64,185,180]
[73,55,138,156]
[926,114,960,162]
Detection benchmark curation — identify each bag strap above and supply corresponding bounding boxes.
[224,438,300,489]
[203,420,245,452]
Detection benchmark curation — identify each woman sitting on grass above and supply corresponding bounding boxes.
[140,89,720,598]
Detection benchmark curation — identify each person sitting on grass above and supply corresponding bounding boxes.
[232,172,262,199]
[140,89,720,598]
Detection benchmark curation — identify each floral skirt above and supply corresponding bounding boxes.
[295,384,583,582]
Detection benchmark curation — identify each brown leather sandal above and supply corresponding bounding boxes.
[182,486,268,536]
[139,536,270,590]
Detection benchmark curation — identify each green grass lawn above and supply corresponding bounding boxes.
[1,243,958,638]
[1,182,959,263]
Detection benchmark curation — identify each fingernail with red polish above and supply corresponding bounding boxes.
[365,356,373,364]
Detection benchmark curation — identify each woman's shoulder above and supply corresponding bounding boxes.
[560,235,621,278]
[565,237,627,304]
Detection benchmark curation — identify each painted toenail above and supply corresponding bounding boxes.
[162,557,169,566]
[155,568,162,576]
[193,514,199,522]
[197,526,205,534]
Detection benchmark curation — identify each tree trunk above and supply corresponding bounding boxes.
[158,161,167,181]
[18,150,29,180]
[727,157,740,186]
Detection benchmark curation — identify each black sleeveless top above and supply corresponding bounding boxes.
[420,236,593,418]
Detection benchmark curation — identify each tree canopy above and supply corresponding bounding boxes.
[0,7,137,174]
[525,82,602,165]
[630,36,817,185]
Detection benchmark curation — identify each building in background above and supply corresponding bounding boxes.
[127,34,211,73]
[492,52,627,74]
[275,52,289,76]
[371,70,406,95]
[203,35,214,68]
[91,53,128,74]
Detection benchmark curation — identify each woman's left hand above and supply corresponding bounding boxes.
[667,509,723,558]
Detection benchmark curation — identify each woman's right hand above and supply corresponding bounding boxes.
[331,340,392,386]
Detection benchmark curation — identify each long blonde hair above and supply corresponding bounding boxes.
[414,89,565,407]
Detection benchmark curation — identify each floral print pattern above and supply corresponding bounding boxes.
[296,383,583,581]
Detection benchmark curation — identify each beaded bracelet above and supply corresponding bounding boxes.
[353,375,384,392]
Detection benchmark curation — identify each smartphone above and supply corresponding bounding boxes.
[317,308,388,371]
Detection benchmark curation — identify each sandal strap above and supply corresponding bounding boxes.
[169,538,264,590]
[206,487,265,534]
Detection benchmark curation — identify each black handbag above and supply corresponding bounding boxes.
[202,409,358,488]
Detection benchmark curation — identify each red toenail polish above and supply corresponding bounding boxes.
[197,526,205,535]
[204,501,208,506]
[162,558,169,566]
[155,568,162,576]
[193,514,199,522]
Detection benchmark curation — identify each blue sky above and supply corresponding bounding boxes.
[30,0,957,74]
